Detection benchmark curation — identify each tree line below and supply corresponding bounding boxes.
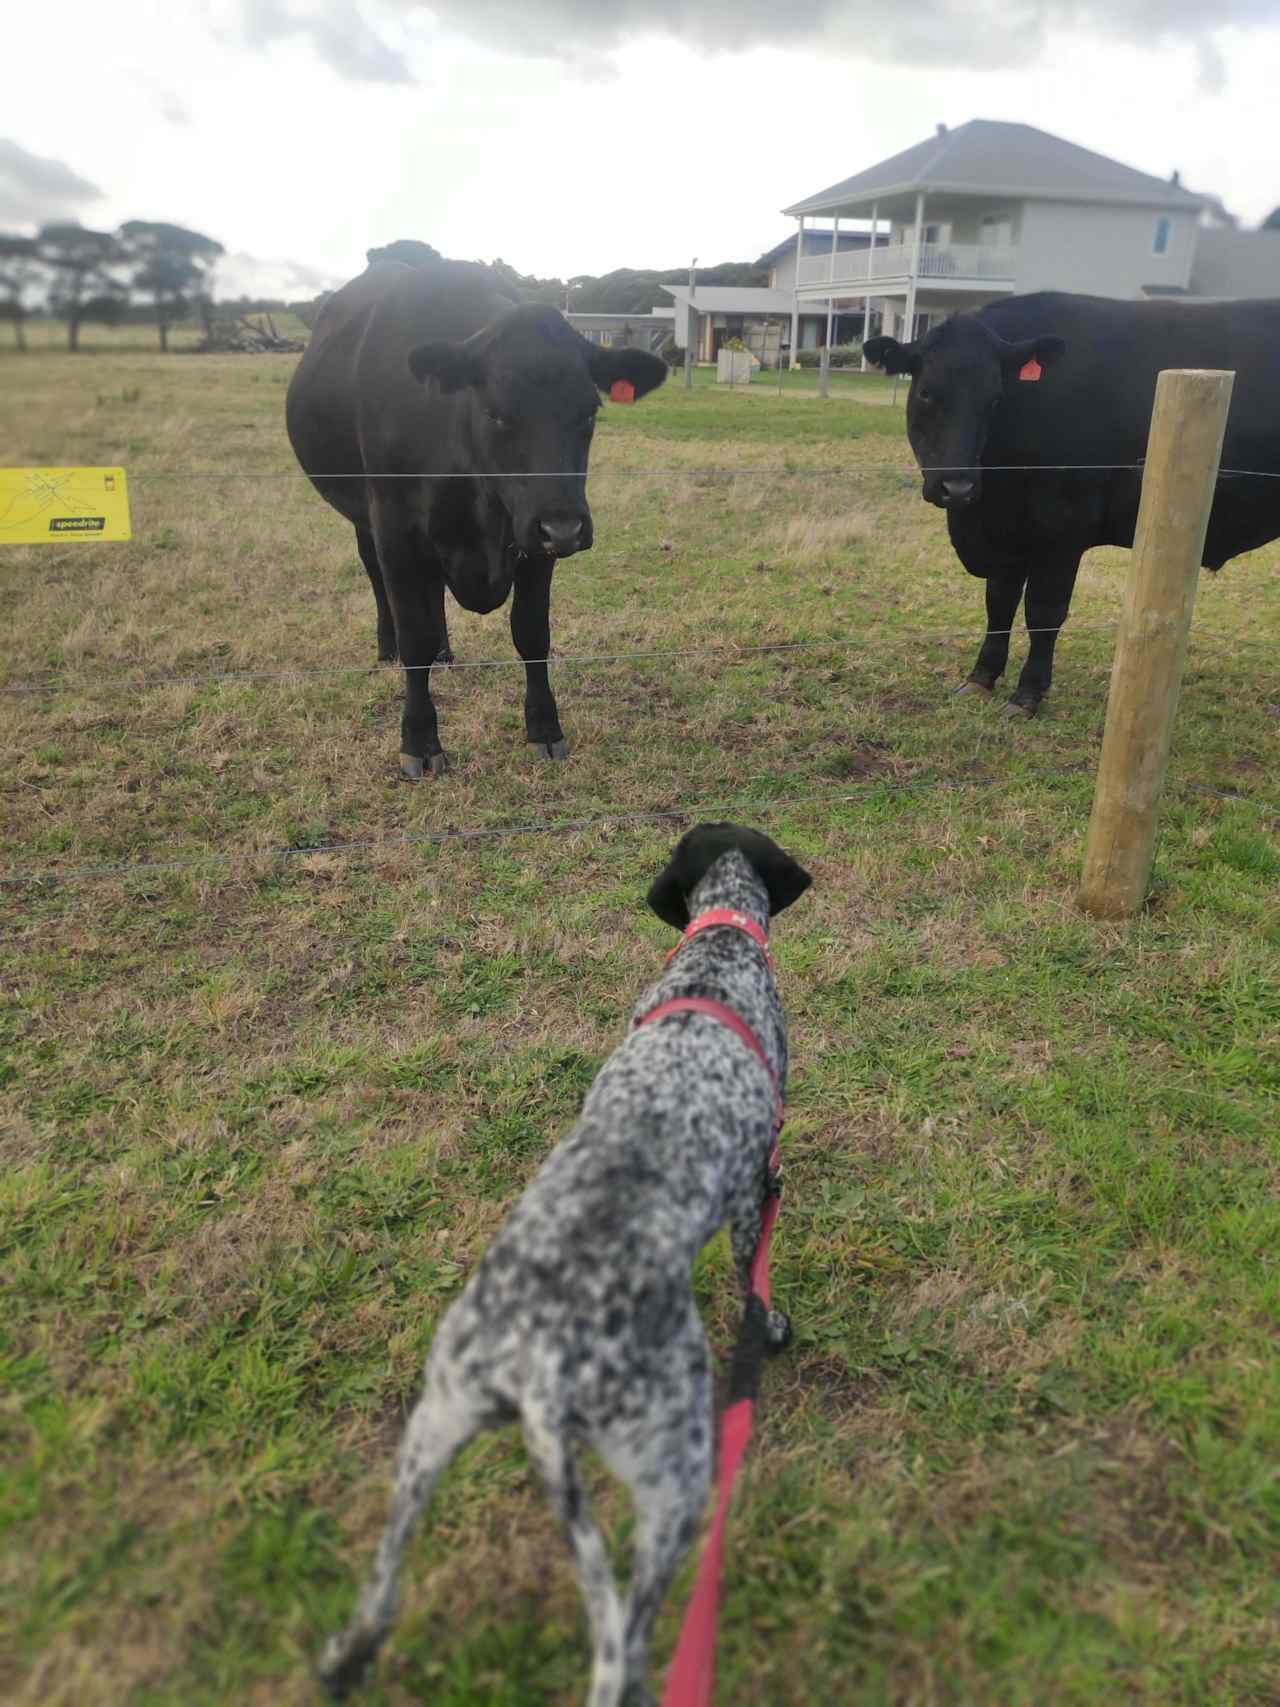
[0,227,774,355]
[0,221,224,352]
[361,239,768,317]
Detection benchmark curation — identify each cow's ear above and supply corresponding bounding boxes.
[999,333,1066,373]
[587,345,668,400]
[407,340,483,393]
[863,335,920,376]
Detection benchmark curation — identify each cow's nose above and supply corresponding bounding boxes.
[538,518,584,555]
[941,478,976,504]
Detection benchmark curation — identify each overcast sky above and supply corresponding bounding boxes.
[3,1,1278,298]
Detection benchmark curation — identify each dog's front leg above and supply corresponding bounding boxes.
[728,1167,790,1350]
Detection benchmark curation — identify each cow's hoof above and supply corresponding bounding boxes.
[1003,699,1037,719]
[400,751,448,780]
[956,678,994,698]
[536,738,570,761]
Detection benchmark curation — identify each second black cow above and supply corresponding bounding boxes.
[866,293,1280,714]
[286,259,666,776]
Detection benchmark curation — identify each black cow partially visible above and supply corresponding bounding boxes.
[866,293,1280,714]
[286,260,666,776]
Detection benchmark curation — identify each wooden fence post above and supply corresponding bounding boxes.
[1077,368,1234,920]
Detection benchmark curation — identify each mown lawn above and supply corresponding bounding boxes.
[1,346,1278,1707]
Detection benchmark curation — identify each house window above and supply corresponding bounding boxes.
[1153,216,1171,255]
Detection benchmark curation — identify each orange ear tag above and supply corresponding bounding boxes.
[610,380,636,403]
[1018,358,1042,382]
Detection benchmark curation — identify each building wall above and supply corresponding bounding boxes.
[885,196,1024,249]
[564,314,673,350]
[876,195,1195,298]
[1190,229,1280,299]
[1014,199,1197,297]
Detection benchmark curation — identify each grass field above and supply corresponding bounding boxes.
[7,311,316,357]
[2,343,1279,1707]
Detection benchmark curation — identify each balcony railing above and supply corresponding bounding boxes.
[796,243,1017,287]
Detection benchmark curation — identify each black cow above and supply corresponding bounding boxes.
[866,293,1280,714]
[285,260,666,776]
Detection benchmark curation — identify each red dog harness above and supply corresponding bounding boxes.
[634,907,783,1707]
[649,906,781,1140]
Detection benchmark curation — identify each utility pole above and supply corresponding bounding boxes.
[684,256,697,391]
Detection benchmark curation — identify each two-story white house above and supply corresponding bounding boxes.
[781,118,1208,358]
[657,228,888,367]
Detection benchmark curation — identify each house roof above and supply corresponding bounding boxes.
[783,120,1207,217]
[658,284,801,315]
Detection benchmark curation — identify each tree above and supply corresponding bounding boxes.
[565,261,768,316]
[121,221,224,351]
[1263,206,1280,232]
[485,256,564,306]
[0,233,43,351]
[37,223,127,350]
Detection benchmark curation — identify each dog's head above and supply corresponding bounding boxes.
[646,822,813,931]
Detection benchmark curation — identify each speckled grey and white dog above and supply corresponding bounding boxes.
[318,822,812,1707]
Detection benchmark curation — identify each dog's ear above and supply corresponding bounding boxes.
[646,822,812,931]
[741,827,813,918]
[646,859,693,931]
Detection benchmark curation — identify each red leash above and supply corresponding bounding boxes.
[659,1192,779,1707]
[633,908,783,1707]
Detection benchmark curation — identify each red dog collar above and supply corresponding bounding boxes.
[666,907,774,971]
[640,907,782,1134]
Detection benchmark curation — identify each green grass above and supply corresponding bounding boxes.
[1,345,1278,1706]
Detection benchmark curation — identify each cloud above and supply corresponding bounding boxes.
[216,250,346,299]
[228,0,1279,84]
[397,0,1275,69]
[241,0,413,82]
[0,138,104,227]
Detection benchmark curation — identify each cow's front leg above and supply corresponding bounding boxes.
[1007,555,1083,718]
[355,526,397,664]
[510,554,567,760]
[371,495,448,778]
[961,570,1027,697]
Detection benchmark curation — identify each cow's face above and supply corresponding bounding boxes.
[865,318,1065,509]
[408,307,667,558]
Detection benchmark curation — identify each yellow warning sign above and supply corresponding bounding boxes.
[0,467,131,544]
